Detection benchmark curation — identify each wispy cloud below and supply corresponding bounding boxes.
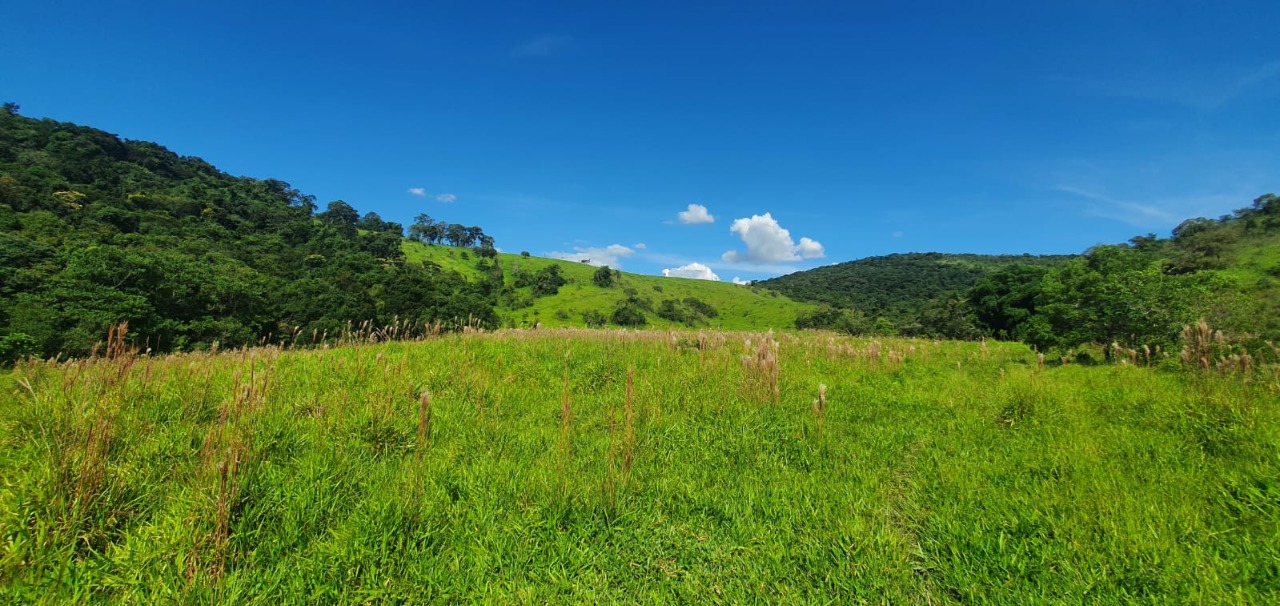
[512,35,572,58]
[1055,185,1185,228]
[436,193,457,203]
[547,244,635,268]
[408,187,426,197]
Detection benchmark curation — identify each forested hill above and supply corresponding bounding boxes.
[766,196,1280,353]
[0,109,498,360]
[757,252,1073,326]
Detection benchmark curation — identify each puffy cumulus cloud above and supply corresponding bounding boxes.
[408,187,426,197]
[732,276,751,285]
[547,244,635,268]
[436,193,457,203]
[796,237,825,259]
[662,262,720,281]
[721,212,825,264]
[677,203,715,224]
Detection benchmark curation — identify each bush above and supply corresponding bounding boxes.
[656,299,685,322]
[683,297,718,318]
[611,302,647,327]
[582,310,608,328]
[0,332,39,365]
[795,306,868,335]
[593,265,616,288]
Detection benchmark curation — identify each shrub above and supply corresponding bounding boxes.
[0,332,39,365]
[611,302,647,327]
[593,265,616,288]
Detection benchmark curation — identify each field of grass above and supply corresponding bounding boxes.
[402,241,817,330]
[2,329,1278,603]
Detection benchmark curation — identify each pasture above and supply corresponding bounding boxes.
[1,329,1277,603]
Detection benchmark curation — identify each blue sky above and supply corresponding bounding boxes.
[4,1,1278,281]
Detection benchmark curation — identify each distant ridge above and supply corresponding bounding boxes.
[758,252,1074,325]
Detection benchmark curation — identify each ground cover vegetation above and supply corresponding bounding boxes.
[1,326,1277,603]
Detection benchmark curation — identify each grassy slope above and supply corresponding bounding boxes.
[403,241,817,330]
[1,332,1276,603]
[1197,228,1280,337]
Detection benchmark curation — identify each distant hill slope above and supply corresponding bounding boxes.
[757,252,1074,323]
[0,109,495,359]
[403,241,817,330]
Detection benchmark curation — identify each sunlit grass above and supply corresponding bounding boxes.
[1,329,1277,603]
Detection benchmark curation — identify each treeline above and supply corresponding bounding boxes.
[408,213,495,256]
[793,194,1280,354]
[0,109,498,362]
[762,252,1073,327]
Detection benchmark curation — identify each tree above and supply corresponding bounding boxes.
[1026,250,1219,354]
[2,102,18,116]
[444,223,468,247]
[967,264,1050,340]
[357,211,389,232]
[318,200,359,237]
[592,265,615,287]
[532,265,567,297]
[409,216,443,243]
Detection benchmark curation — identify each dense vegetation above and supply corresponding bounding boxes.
[0,109,502,361]
[2,329,1276,602]
[965,196,1280,354]
[0,110,826,362]
[771,199,1280,356]
[760,253,1072,333]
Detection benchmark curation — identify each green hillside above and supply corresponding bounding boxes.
[0,110,497,361]
[758,252,1074,326]
[403,241,817,330]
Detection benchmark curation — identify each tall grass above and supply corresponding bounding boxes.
[1,327,1277,603]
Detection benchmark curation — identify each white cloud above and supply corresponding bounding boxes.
[408,187,426,197]
[662,262,720,281]
[677,203,715,224]
[732,276,750,285]
[796,237,825,259]
[547,244,635,268]
[721,212,825,264]
[891,230,904,238]
[633,243,647,250]
[436,193,457,203]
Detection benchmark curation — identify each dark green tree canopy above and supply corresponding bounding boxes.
[0,112,500,359]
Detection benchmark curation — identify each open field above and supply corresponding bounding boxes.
[1,329,1278,603]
